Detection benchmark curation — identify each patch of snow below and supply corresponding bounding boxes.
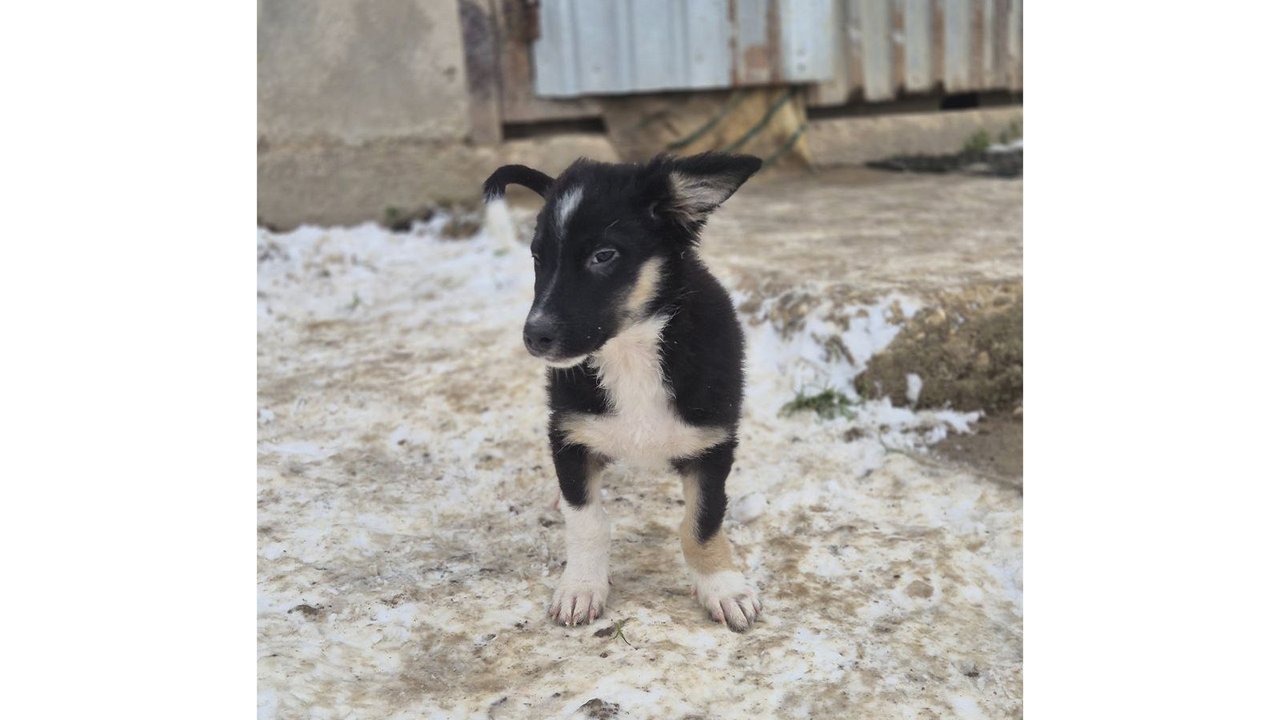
[483,197,517,246]
[949,695,985,720]
[986,138,1023,153]
[740,293,921,400]
[259,441,334,460]
[739,292,976,452]
[730,492,768,524]
[906,373,923,405]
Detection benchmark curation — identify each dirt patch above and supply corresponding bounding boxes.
[868,148,1022,178]
[867,126,1023,178]
[287,603,324,619]
[854,283,1022,414]
[905,580,935,598]
[934,412,1024,488]
[577,698,620,719]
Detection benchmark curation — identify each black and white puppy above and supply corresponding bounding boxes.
[482,152,763,632]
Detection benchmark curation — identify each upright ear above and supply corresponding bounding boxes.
[649,152,763,232]
[482,165,554,202]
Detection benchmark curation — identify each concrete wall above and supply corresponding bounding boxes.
[259,0,465,228]
[258,0,471,144]
[258,0,618,229]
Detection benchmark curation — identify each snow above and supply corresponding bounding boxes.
[906,372,924,405]
[738,291,921,403]
[257,213,1022,718]
[729,492,769,524]
[986,138,1024,153]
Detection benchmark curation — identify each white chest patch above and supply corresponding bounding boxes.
[561,315,728,466]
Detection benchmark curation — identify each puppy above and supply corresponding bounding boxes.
[482,152,763,632]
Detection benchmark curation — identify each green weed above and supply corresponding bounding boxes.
[779,388,857,420]
[962,129,991,155]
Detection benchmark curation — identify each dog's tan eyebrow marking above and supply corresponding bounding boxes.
[624,258,664,315]
[555,186,583,238]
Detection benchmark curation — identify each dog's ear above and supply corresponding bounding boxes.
[482,165,555,202]
[644,152,763,234]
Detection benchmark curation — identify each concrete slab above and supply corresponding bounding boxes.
[705,166,1023,297]
[807,107,1024,167]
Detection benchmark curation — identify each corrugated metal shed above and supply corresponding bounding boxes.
[811,0,1023,104]
[531,0,837,97]
[527,0,1021,103]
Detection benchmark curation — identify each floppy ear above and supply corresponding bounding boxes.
[482,164,554,202]
[649,152,763,232]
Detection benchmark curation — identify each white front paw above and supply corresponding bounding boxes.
[549,575,609,627]
[693,570,762,633]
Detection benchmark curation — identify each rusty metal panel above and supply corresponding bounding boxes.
[981,0,996,86]
[903,0,932,91]
[858,0,894,101]
[989,0,1009,88]
[824,0,1018,105]
[1007,0,1021,90]
[780,0,838,81]
[944,0,972,91]
[682,0,733,87]
[492,0,602,124]
[518,0,1019,111]
[733,0,775,85]
[531,0,835,97]
[807,0,851,106]
[891,0,906,91]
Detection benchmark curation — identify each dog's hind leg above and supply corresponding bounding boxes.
[548,437,610,626]
[675,440,762,632]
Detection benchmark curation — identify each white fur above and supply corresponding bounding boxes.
[669,171,737,225]
[544,354,588,369]
[555,186,582,237]
[550,498,610,626]
[691,569,761,631]
[561,315,728,466]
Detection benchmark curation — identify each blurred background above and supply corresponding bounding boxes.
[258,0,1021,228]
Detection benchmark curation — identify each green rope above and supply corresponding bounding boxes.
[760,121,809,170]
[721,86,801,154]
[665,90,747,151]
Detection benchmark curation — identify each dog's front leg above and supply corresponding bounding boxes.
[676,440,762,632]
[547,437,610,626]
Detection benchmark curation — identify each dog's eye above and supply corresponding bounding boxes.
[591,249,617,265]
[531,253,541,267]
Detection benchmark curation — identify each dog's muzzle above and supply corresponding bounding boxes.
[523,312,561,358]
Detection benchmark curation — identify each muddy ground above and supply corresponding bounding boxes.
[258,167,1023,718]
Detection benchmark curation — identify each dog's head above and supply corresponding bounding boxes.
[482,153,761,367]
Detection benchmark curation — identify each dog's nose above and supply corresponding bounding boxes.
[523,315,559,356]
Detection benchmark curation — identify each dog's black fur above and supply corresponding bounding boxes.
[483,152,762,629]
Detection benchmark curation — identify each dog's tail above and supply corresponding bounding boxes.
[482,165,553,202]
[482,165,554,245]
